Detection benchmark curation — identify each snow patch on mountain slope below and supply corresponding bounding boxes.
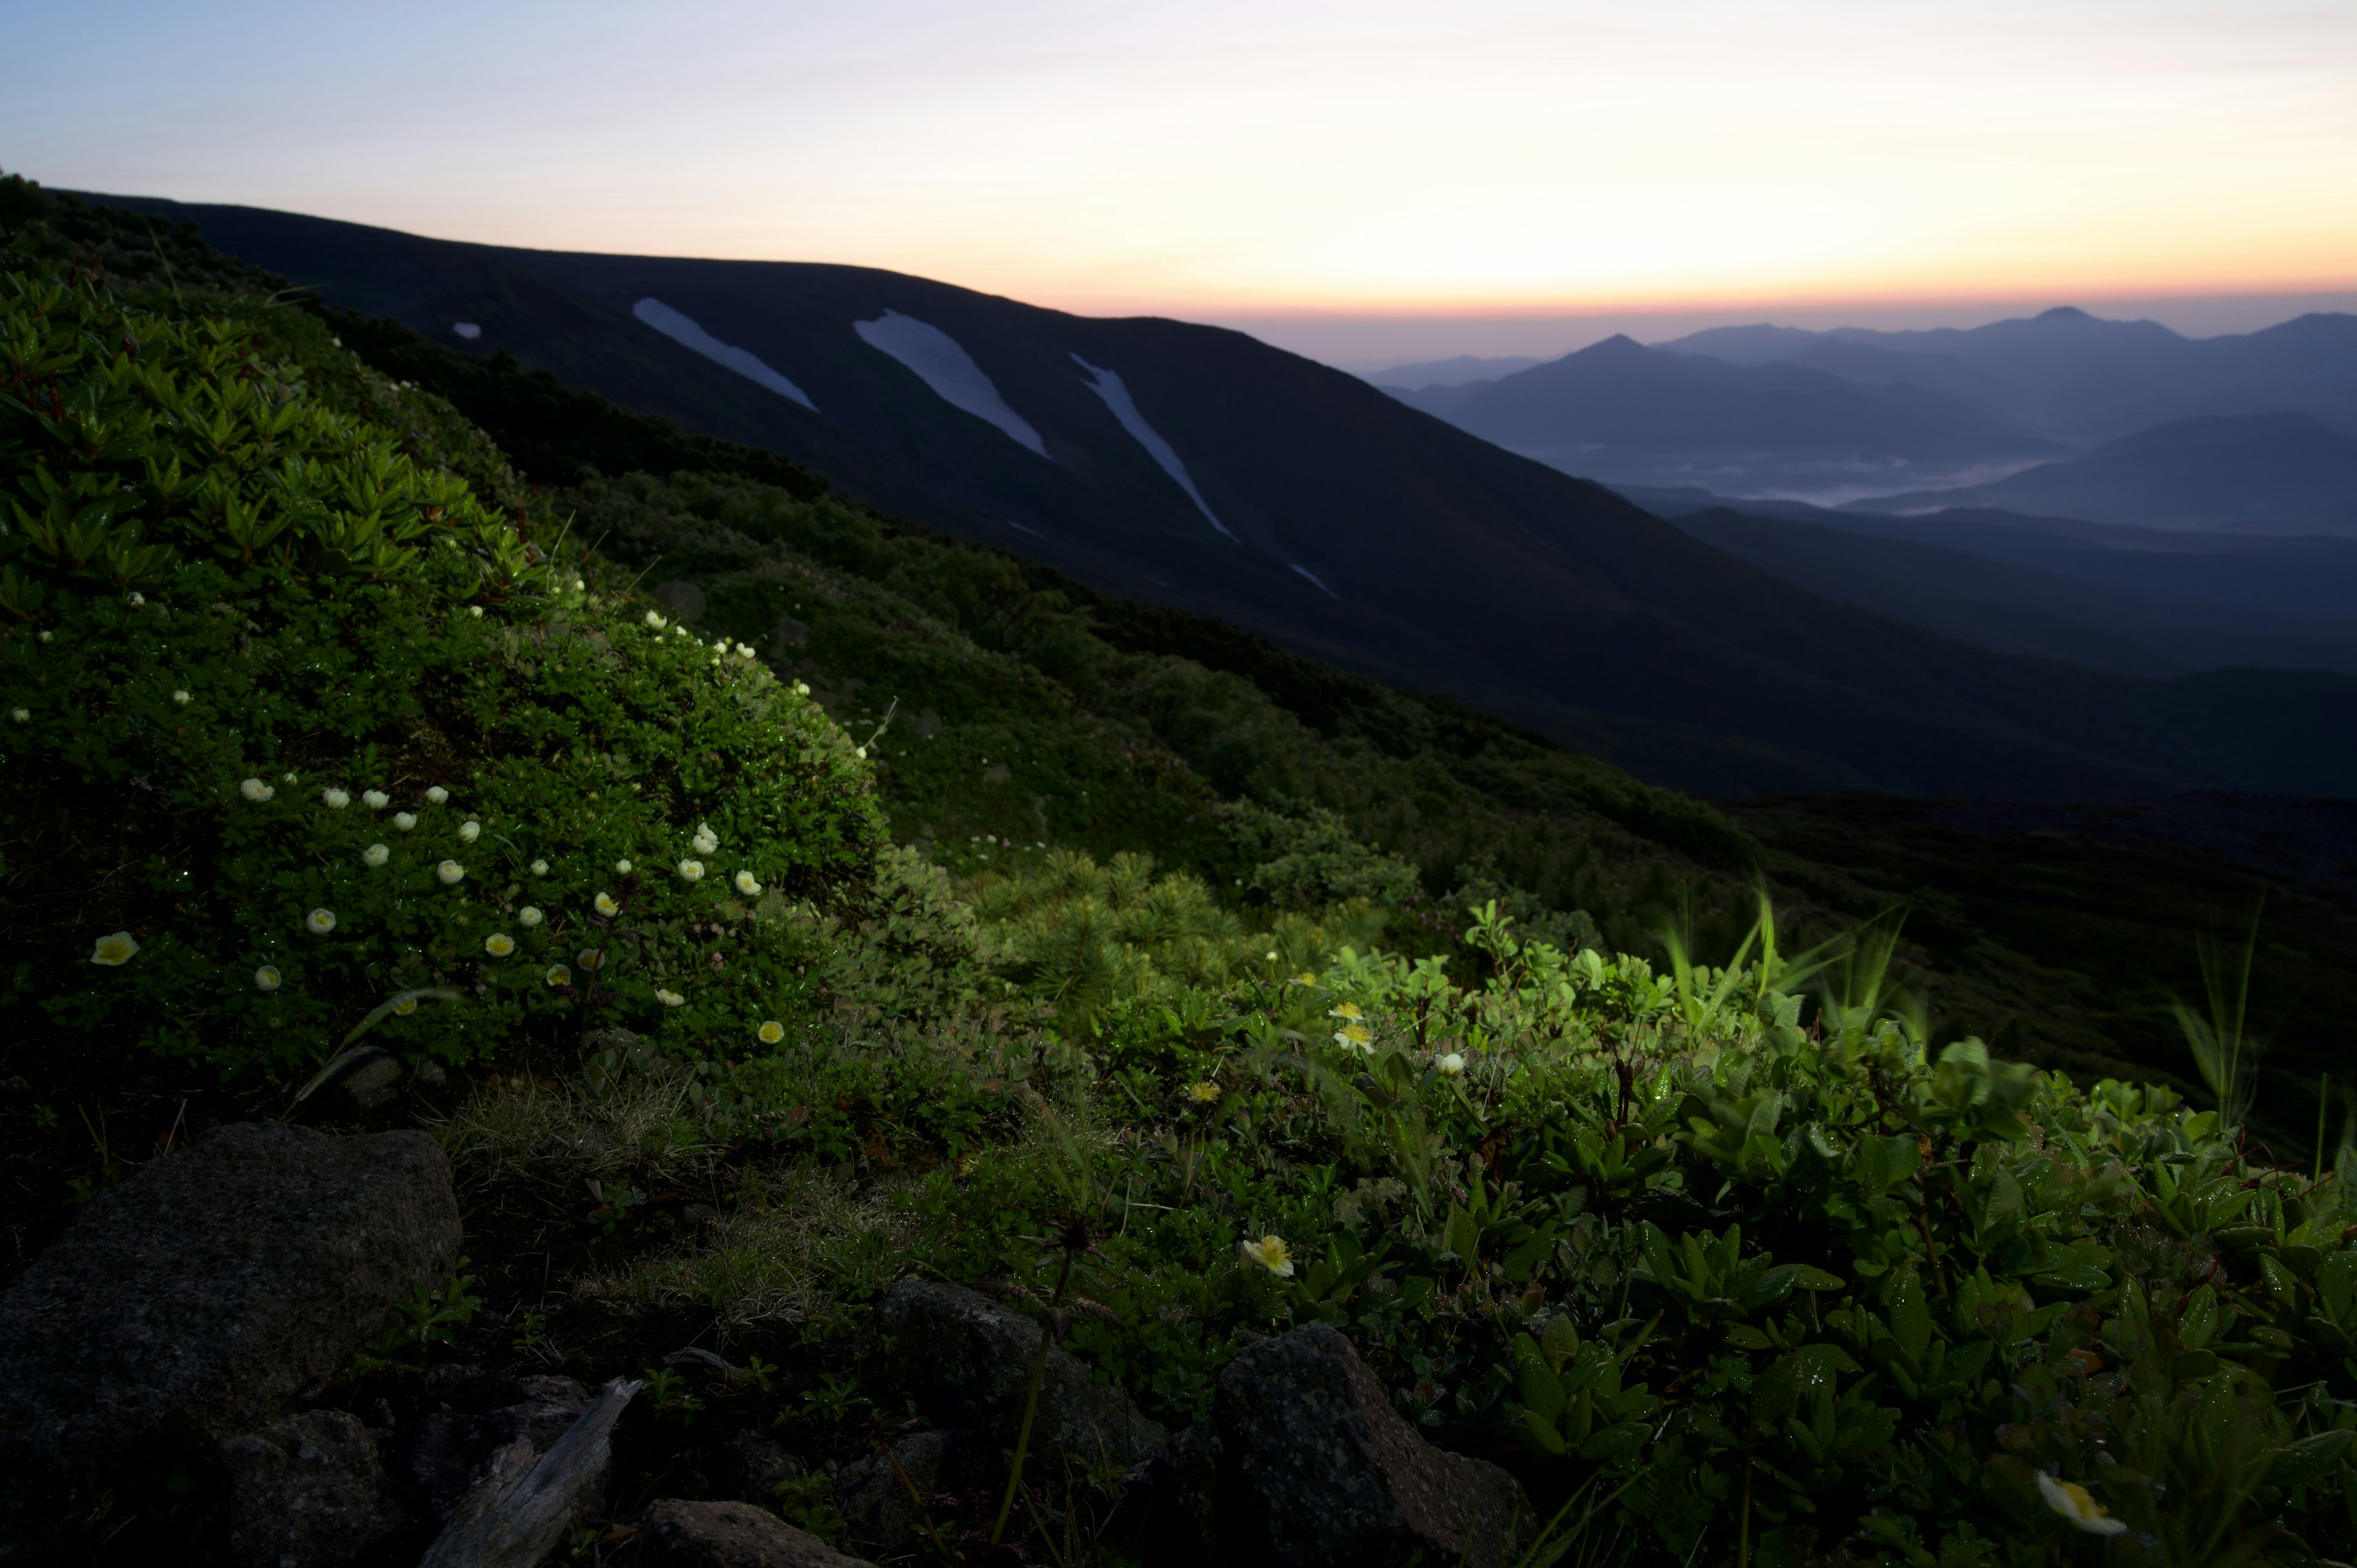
[854,310,1045,456]
[1071,354,1233,539]
[1290,565,1339,598]
[632,298,816,411]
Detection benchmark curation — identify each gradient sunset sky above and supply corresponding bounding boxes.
[10,0,2356,362]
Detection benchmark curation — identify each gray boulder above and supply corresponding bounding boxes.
[635,1499,876,1567]
[0,1123,460,1520]
[220,1409,406,1568]
[832,1428,969,1552]
[1128,1324,1536,1568]
[860,1280,1166,1473]
[719,1432,805,1509]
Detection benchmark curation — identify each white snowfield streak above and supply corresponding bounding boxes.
[1070,354,1233,539]
[1290,565,1339,598]
[853,310,1045,457]
[632,298,816,411]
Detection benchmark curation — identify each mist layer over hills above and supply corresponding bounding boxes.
[81,190,2357,800]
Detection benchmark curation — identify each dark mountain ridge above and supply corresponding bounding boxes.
[68,188,2357,800]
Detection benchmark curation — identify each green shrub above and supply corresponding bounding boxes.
[0,261,883,1075]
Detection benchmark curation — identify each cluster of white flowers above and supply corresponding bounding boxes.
[692,823,719,855]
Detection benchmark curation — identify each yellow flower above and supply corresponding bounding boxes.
[436,860,465,886]
[1438,1053,1467,1075]
[1288,971,1319,987]
[254,965,281,991]
[1188,1081,1221,1103]
[1329,1002,1363,1022]
[305,908,337,935]
[2037,1473,2126,1535]
[484,933,516,957]
[678,859,705,882]
[733,870,762,895]
[656,987,686,1008]
[1240,1235,1294,1278]
[544,964,572,987]
[239,778,274,803]
[757,1020,785,1045]
[1334,1022,1374,1055]
[90,930,139,966]
[594,892,619,917]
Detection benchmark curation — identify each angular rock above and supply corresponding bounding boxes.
[719,1432,805,1509]
[397,1376,595,1515]
[635,1499,876,1567]
[860,1281,1165,1472]
[220,1409,406,1568]
[1128,1324,1535,1568]
[832,1428,969,1551]
[0,1123,461,1521]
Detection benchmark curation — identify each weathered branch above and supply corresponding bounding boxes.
[417,1376,642,1568]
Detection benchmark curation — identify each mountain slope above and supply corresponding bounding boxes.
[68,188,2357,800]
[1849,412,2357,527]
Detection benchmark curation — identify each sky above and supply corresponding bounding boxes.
[9,0,2357,365]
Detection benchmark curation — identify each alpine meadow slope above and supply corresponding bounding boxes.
[69,189,2357,801]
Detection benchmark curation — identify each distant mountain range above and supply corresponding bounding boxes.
[72,190,2357,800]
[1376,306,2357,523]
[1361,354,1542,388]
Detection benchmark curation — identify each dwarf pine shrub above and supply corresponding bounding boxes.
[0,261,883,1073]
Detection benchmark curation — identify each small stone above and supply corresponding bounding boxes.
[833,1429,969,1551]
[636,1498,877,1567]
[219,1410,406,1568]
[770,614,811,649]
[860,1281,1165,1472]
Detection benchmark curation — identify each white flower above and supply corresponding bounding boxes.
[530,859,550,876]
[425,786,449,805]
[362,790,390,810]
[254,965,281,991]
[678,859,704,882]
[576,947,603,970]
[239,778,274,802]
[458,821,481,843]
[468,605,484,618]
[393,812,418,832]
[656,987,686,1008]
[573,578,586,592]
[644,610,666,629]
[2038,1473,2126,1536]
[8,708,25,721]
[735,644,754,658]
[793,681,810,695]
[855,746,867,759]
[1438,1052,1467,1076]
[713,636,729,649]
[544,964,572,986]
[757,1020,785,1045]
[614,859,632,874]
[733,870,762,896]
[519,906,544,927]
[283,771,298,784]
[674,624,689,638]
[392,996,417,1016]
[90,930,140,967]
[322,788,350,809]
[306,908,337,935]
[1329,1002,1364,1022]
[126,591,145,607]
[1334,1022,1374,1056]
[1240,1235,1295,1278]
[436,860,465,885]
[362,843,390,868]
[172,689,191,705]
[692,824,719,855]
[1266,950,1279,961]
[35,631,49,643]
[484,933,516,957]
[594,892,619,917]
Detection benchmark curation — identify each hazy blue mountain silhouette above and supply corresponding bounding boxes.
[75,190,2357,800]
[1847,412,2357,527]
